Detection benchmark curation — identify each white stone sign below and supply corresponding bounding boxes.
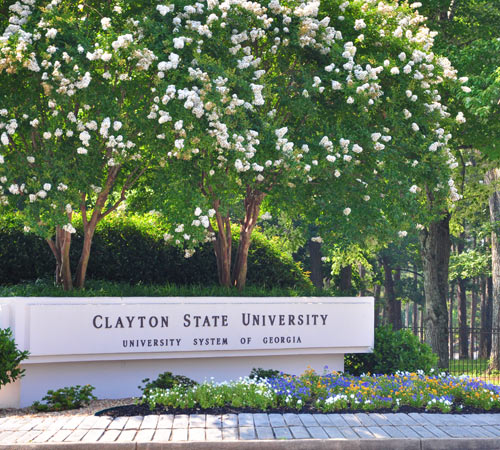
[27,299,372,357]
[0,297,373,407]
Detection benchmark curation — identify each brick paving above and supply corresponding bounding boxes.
[0,412,499,445]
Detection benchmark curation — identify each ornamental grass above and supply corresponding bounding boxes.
[142,369,500,414]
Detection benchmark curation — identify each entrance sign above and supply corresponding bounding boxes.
[0,297,373,407]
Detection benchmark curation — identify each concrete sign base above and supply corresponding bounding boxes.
[0,297,373,407]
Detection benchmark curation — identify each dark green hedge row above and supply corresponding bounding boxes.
[0,214,311,289]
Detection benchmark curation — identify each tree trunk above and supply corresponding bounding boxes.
[75,224,98,289]
[339,265,352,293]
[308,239,323,289]
[479,276,489,359]
[413,302,418,335]
[487,276,493,356]
[449,281,454,361]
[470,279,478,359]
[358,263,366,296]
[412,266,418,334]
[46,225,73,291]
[213,215,232,287]
[394,268,402,329]
[419,214,451,369]
[381,254,401,330]
[374,283,381,328]
[486,168,500,371]
[231,189,265,290]
[457,278,468,359]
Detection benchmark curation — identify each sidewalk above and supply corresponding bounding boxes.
[1,412,500,449]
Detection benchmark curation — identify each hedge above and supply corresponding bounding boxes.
[0,214,311,289]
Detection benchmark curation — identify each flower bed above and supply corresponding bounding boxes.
[129,369,500,416]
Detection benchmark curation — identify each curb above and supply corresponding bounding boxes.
[2,438,500,450]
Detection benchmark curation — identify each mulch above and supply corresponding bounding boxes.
[95,403,500,417]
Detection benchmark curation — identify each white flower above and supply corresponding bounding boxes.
[194,207,202,216]
[409,185,419,193]
[0,133,8,146]
[208,209,216,217]
[43,132,52,140]
[311,236,323,243]
[113,121,122,131]
[157,4,170,15]
[354,19,366,30]
[43,183,51,191]
[0,155,3,164]
[260,211,272,220]
[456,112,466,124]
[77,147,88,154]
[411,123,419,132]
[343,207,351,216]
[101,17,111,30]
[46,28,58,39]
[346,96,354,104]
[27,156,35,163]
[37,190,47,199]
[62,223,76,234]
[275,127,288,139]
[363,195,370,201]
[164,233,173,242]
[398,230,408,237]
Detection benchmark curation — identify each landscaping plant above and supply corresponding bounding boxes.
[0,327,29,388]
[32,385,97,412]
[344,325,438,376]
[141,369,500,414]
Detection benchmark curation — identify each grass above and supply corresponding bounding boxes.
[0,279,328,297]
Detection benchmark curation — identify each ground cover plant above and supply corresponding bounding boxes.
[130,369,500,416]
[32,385,96,412]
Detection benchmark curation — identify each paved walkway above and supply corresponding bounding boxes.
[1,412,500,448]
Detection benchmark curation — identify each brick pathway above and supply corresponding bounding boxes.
[1,412,500,447]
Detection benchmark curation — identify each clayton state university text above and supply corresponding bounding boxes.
[92,313,329,329]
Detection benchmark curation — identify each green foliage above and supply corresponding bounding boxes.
[0,213,311,289]
[249,368,282,380]
[32,385,96,412]
[139,372,197,396]
[0,328,29,388]
[344,325,438,376]
[0,279,317,298]
[449,249,490,281]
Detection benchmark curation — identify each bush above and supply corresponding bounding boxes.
[0,213,311,289]
[0,328,30,388]
[32,385,96,412]
[344,325,438,376]
[249,368,282,380]
[139,372,198,396]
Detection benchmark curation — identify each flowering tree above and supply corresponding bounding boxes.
[0,0,170,288]
[136,0,460,291]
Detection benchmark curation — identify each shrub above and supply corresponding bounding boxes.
[249,368,282,380]
[139,372,198,396]
[344,325,438,376]
[0,328,30,388]
[32,385,96,412]
[0,213,311,289]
